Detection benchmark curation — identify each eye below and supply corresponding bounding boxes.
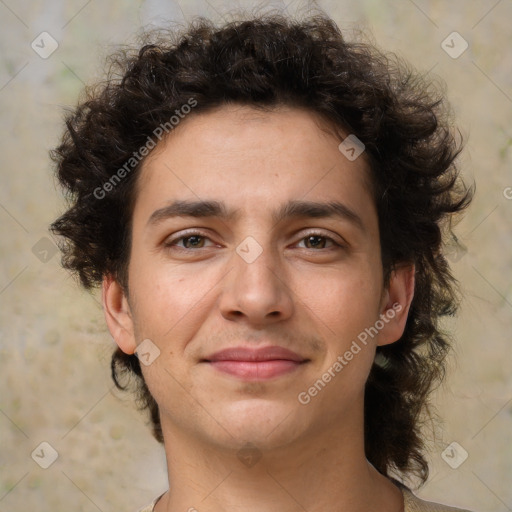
[163,230,346,252]
[164,231,215,250]
[296,232,344,250]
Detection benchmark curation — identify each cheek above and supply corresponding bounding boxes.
[292,265,383,388]
[128,252,218,343]
[294,264,382,330]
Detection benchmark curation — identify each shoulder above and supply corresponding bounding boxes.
[403,488,474,512]
[136,504,154,512]
[136,502,156,512]
[136,493,164,512]
[137,488,475,512]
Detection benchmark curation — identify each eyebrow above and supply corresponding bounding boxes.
[146,199,365,231]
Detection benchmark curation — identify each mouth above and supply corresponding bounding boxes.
[201,346,310,380]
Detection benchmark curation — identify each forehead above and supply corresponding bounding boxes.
[132,104,376,228]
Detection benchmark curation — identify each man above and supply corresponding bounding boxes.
[50,12,474,512]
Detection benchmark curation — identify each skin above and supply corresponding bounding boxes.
[102,104,415,512]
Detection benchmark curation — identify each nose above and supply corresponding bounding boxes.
[219,241,294,327]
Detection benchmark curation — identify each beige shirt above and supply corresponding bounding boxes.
[137,489,473,512]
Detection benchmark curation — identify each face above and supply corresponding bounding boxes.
[104,104,412,452]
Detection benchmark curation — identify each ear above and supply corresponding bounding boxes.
[377,264,415,347]
[102,274,137,354]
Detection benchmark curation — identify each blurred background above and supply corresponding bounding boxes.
[0,0,511,511]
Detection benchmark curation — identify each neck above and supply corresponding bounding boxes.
[154,407,404,512]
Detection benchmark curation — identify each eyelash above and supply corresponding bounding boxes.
[163,230,346,251]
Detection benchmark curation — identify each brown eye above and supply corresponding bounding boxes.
[298,234,339,250]
[304,235,329,249]
[164,231,215,250]
[180,235,206,249]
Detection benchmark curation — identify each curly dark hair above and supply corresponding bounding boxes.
[50,11,473,486]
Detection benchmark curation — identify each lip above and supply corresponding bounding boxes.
[203,346,309,380]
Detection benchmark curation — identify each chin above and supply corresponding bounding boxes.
[215,398,307,449]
